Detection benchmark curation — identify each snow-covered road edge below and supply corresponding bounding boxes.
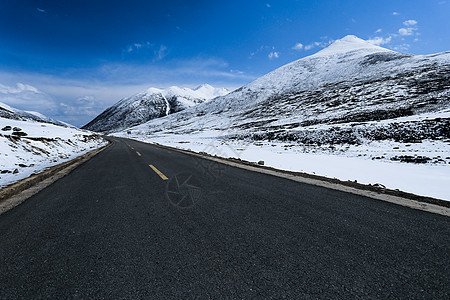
[0,135,108,189]
[1,117,109,189]
[115,131,449,202]
[0,141,110,215]
[127,138,450,216]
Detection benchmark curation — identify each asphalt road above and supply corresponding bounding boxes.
[0,137,449,299]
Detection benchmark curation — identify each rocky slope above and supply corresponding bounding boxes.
[114,35,450,148]
[83,84,229,133]
[111,35,450,200]
[0,106,106,188]
[0,102,71,127]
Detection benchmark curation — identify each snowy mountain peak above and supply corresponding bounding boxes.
[145,87,163,94]
[313,35,392,57]
[0,101,71,127]
[194,83,213,91]
[83,84,229,132]
[338,34,369,44]
[139,84,228,100]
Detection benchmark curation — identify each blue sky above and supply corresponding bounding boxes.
[0,0,449,126]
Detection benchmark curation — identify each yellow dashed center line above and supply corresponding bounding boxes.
[149,164,168,180]
[130,147,168,180]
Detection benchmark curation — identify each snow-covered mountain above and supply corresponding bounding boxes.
[83,84,229,133]
[113,35,450,200]
[0,116,106,189]
[0,102,72,127]
[115,35,449,141]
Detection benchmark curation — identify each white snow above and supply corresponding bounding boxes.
[0,117,107,188]
[0,102,17,112]
[84,84,230,133]
[0,101,70,126]
[138,84,230,107]
[114,131,450,201]
[110,35,450,202]
[311,35,393,57]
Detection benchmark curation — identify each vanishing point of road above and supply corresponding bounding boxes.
[0,137,449,298]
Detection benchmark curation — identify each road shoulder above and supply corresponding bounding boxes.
[131,139,450,217]
[0,141,111,215]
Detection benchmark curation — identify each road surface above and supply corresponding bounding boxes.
[0,137,449,298]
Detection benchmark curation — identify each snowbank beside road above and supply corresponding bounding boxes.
[114,131,450,201]
[0,117,107,188]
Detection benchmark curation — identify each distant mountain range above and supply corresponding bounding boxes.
[111,35,449,145]
[82,84,229,133]
[0,102,72,127]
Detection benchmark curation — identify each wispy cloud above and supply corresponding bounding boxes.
[268,51,279,59]
[398,27,416,36]
[36,8,46,13]
[0,83,42,94]
[392,44,411,52]
[403,19,418,26]
[300,38,333,51]
[175,26,186,32]
[304,42,319,50]
[367,19,419,50]
[266,3,271,8]
[0,82,57,115]
[367,36,392,46]
[0,56,254,126]
[398,20,418,36]
[125,42,150,53]
[156,45,168,61]
[123,42,168,61]
[393,12,400,15]
[292,43,304,50]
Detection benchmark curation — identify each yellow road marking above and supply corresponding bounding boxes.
[136,151,141,156]
[149,164,168,180]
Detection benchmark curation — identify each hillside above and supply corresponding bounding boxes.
[0,104,106,188]
[112,35,450,200]
[83,84,229,133]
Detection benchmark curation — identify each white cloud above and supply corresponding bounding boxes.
[292,43,304,50]
[398,27,416,36]
[393,44,411,51]
[0,83,42,94]
[124,42,169,61]
[0,55,254,126]
[268,51,279,59]
[59,96,100,119]
[266,3,271,8]
[365,19,420,52]
[303,40,331,51]
[0,82,57,115]
[367,36,392,46]
[155,45,168,61]
[393,12,400,15]
[403,20,418,26]
[124,41,152,53]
